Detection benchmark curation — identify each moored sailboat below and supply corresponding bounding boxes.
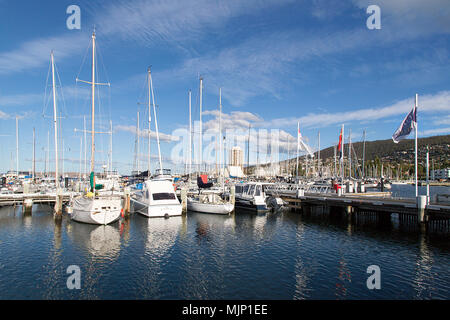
[70,31,122,225]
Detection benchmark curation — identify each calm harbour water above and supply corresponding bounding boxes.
[0,184,449,300]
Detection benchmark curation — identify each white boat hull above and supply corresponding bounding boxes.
[131,197,182,218]
[187,198,234,215]
[71,196,122,225]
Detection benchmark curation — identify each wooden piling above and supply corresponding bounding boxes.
[54,189,63,217]
[123,187,131,214]
[230,184,235,206]
[181,187,187,213]
[23,198,33,215]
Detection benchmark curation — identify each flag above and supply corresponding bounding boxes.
[337,126,343,161]
[392,106,417,143]
[297,122,314,157]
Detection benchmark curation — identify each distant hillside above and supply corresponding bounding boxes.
[248,134,449,178]
[316,134,450,167]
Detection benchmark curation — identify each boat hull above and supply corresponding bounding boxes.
[234,196,269,212]
[71,196,122,225]
[187,199,234,215]
[131,197,182,218]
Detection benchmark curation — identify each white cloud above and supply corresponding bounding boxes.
[0,33,86,75]
[115,124,179,142]
[420,127,450,136]
[92,0,295,44]
[266,90,450,129]
[0,110,9,119]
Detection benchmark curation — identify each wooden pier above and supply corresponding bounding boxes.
[0,192,75,210]
[266,188,450,231]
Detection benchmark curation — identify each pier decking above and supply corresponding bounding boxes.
[0,192,74,207]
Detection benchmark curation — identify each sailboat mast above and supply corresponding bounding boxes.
[148,67,162,173]
[83,115,87,178]
[32,128,35,181]
[348,128,352,179]
[362,129,366,179]
[46,130,49,177]
[199,77,203,174]
[219,88,222,177]
[51,52,59,190]
[296,122,299,179]
[147,67,151,177]
[90,32,96,174]
[137,111,140,174]
[318,130,320,176]
[16,116,19,176]
[189,90,192,178]
[109,120,113,173]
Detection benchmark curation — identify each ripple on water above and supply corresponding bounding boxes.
[0,205,449,299]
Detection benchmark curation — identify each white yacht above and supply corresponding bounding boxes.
[187,191,234,215]
[234,182,270,212]
[131,178,182,218]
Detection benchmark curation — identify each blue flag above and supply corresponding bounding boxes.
[392,106,416,143]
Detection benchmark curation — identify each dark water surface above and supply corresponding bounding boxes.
[0,184,449,300]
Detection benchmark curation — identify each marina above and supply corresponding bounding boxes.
[0,183,449,300]
[0,0,450,303]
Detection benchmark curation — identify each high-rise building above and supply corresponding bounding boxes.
[230,146,243,168]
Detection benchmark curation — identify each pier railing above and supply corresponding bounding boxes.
[264,183,332,196]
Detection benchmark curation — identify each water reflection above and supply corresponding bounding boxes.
[68,222,121,261]
[191,212,235,244]
[135,215,184,299]
[413,232,434,299]
[293,215,310,299]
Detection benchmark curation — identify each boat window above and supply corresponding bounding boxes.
[243,185,249,194]
[255,185,261,196]
[152,192,176,200]
[235,185,243,193]
[248,185,255,195]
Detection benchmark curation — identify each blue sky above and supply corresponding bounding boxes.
[0,0,449,175]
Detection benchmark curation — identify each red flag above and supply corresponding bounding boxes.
[337,126,343,161]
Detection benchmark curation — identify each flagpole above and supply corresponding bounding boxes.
[296,122,299,180]
[341,124,344,181]
[415,93,418,197]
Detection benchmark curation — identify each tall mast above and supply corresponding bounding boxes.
[90,32,96,174]
[362,129,366,179]
[247,124,251,175]
[137,111,140,174]
[219,88,222,178]
[79,137,82,181]
[415,93,418,197]
[32,128,35,181]
[83,115,87,178]
[348,128,352,179]
[318,130,320,177]
[109,120,113,173]
[189,90,192,178]
[148,67,162,173]
[51,52,59,191]
[296,122,300,179]
[147,67,151,178]
[15,116,18,176]
[199,77,203,173]
[46,130,49,177]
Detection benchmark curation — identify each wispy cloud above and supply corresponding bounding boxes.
[420,127,450,136]
[266,90,450,129]
[115,124,179,142]
[0,33,87,75]
[92,0,295,45]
